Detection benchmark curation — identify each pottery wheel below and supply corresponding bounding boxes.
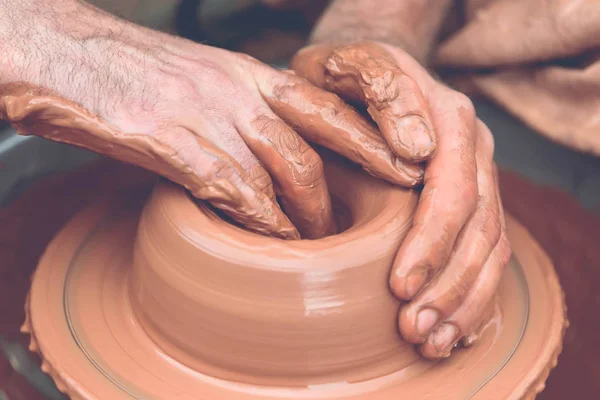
[23,160,566,400]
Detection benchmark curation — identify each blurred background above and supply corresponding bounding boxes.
[1,1,600,399]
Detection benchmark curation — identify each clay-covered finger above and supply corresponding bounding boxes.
[236,109,336,239]
[418,234,511,359]
[324,44,437,161]
[398,121,500,343]
[389,91,478,301]
[258,71,424,187]
[141,125,301,240]
[292,44,437,161]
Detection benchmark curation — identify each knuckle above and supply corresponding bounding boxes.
[431,225,455,265]
[455,179,479,213]
[451,91,475,115]
[251,113,325,190]
[395,73,420,93]
[479,205,502,245]
[496,236,513,267]
[233,51,259,64]
[448,273,475,303]
[294,147,325,188]
[247,164,275,194]
[251,113,281,137]
[271,76,297,102]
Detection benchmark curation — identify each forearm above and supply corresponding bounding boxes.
[310,0,454,64]
[0,0,158,116]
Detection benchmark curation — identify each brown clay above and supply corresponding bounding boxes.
[129,155,420,386]
[18,152,565,399]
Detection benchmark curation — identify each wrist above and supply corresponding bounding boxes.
[310,0,453,65]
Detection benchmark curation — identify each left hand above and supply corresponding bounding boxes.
[291,41,511,359]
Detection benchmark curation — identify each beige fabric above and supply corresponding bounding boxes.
[437,0,600,156]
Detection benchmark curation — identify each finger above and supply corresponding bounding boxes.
[389,90,478,301]
[292,44,436,162]
[418,232,511,359]
[258,70,424,187]
[291,44,332,86]
[321,43,437,161]
[152,125,301,240]
[182,110,278,203]
[436,0,600,67]
[398,120,500,344]
[236,107,336,239]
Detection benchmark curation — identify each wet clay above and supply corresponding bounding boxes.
[1,141,598,399]
[17,153,565,399]
[129,156,423,386]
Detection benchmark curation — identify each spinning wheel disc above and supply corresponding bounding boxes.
[24,185,565,400]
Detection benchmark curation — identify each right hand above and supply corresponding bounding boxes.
[0,7,423,240]
[292,41,511,359]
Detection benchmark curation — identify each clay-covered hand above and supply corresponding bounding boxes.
[0,3,423,241]
[291,42,512,359]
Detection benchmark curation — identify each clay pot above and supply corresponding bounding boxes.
[24,158,565,399]
[129,156,419,386]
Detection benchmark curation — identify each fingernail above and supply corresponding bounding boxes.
[432,323,459,352]
[397,116,435,159]
[404,268,428,298]
[417,308,439,337]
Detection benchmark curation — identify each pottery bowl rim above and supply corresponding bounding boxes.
[138,160,419,272]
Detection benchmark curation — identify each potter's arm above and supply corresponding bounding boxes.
[310,0,454,65]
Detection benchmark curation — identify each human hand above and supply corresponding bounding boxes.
[292,42,511,359]
[0,1,422,240]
